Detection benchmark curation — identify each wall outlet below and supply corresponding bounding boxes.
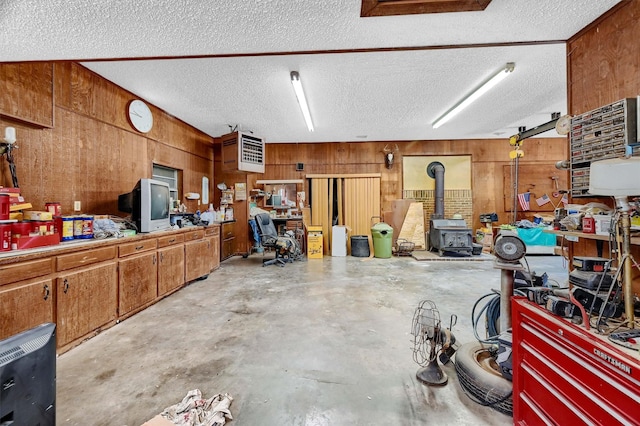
[74,201,81,211]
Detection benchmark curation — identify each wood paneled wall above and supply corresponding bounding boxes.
[252,138,567,232]
[0,63,54,128]
[0,62,213,216]
[1,59,567,254]
[567,0,640,293]
[568,1,640,115]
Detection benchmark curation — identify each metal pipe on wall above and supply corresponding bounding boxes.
[427,161,445,219]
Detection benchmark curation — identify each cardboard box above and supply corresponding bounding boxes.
[12,233,59,250]
[594,215,613,236]
[554,246,568,256]
[307,225,323,258]
[23,210,53,221]
[332,225,347,256]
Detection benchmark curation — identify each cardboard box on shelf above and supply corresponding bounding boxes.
[23,211,54,221]
[594,215,613,236]
[9,202,32,211]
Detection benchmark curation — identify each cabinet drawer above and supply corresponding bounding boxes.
[204,226,220,237]
[0,258,53,285]
[119,239,157,257]
[157,234,184,248]
[222,225,235,239]
[183,230,204,241]
[56,246,117,271]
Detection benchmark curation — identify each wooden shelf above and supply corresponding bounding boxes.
[545,229,640,245]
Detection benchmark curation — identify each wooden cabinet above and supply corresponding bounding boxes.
[0,227,219,352]
[183,226,221,281]
[56,246,116,271]
[206,226,221,271]
[0,257,53,285]
[221,221,236,261]
[185,238,211,282]
[0,257,55,340]
[0,278,54,341]
[119,238,158,257]
[57,262,117,347]
[184,229,215,282]
[0,62,54,127]
[157,233,185,297]
[118,252,158,316]
[158,244,185,296]
[118,239,158,317]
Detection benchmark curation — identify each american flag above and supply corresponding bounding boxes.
[561,193,569,205]
[518,192,531,211]
[536,194,551,206]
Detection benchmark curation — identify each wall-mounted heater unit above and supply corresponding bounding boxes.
[222,131,265,173]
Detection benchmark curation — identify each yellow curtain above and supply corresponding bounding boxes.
[344,177,380,237]
[310,177,330,254]
[310,175,380,254]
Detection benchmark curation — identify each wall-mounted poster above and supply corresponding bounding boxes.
[235,183,247,201]
[297,191,306,208]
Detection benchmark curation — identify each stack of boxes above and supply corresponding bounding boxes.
[0,188,60,251]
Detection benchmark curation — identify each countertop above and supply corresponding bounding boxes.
[0,224,220,264]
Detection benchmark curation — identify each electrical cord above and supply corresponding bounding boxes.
[471,290,501,344]
[471,287,527,344]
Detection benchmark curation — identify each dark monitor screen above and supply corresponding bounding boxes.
[149,182,170,220]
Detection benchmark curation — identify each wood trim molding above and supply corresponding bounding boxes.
[361,0,492,17]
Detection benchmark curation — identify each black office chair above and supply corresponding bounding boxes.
[254,213,295,267]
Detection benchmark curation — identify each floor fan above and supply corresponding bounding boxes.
[411,300,457,386]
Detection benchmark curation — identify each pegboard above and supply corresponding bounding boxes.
[503,163,569,212]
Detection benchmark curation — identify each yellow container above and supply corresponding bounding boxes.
[23,210,53,221]
[307,225,323,259]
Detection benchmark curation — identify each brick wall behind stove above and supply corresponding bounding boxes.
[403,189,473,231]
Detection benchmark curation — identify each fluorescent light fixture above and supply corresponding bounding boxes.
[290,71,314,132]
[432,62,515,129]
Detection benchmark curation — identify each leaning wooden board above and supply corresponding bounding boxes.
[398,202,426,249]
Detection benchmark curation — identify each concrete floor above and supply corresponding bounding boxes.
[56,253,568,426]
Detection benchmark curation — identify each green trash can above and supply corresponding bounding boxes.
[370,216,393,259]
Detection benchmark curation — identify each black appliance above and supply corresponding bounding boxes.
[426,161,474,256]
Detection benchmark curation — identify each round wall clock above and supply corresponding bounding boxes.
[128,100,154,133]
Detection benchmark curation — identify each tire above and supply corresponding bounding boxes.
[454,342,513,415]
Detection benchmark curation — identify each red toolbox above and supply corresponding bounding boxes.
[512,297,640,425]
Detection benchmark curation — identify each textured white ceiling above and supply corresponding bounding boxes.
[0,0,622,142]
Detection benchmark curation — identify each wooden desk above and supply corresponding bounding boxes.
[272,216,303,231]
[272,217,305,252]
